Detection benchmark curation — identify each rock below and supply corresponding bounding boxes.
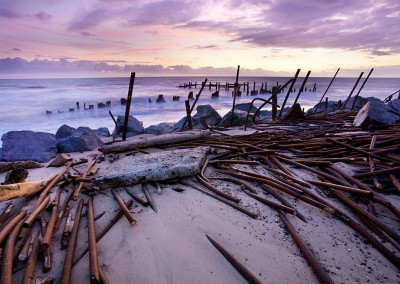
[0,131,57,162]
[283,103,304,120]
[219,110,248,127]
[93,127,111,137]
[56,126,103,153]
[55,124,75,139]
[2,169,29,184]
[343,96,368,110]
[174,104,222,130]
[308,101,340,114]
[387,99,400,115]
[191,105,222,129]
[145,123,175,135]
[115,116,144,137]
[234,103,259,113]
[353,99,400,127]
[156,94,166,103]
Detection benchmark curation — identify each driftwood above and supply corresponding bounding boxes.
[0,161,42,174]
[99,131,210,154]
[0,180,48,202]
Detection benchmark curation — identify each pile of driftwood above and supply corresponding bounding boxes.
[0,114,399,283]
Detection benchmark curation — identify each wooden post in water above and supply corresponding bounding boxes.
[122,72,135,141]
[293,70,311,105]
[279,69,300,118]
[185,100,192,130]
[230,65,240,126]
[351,68,374,109]
[314,68,340,113]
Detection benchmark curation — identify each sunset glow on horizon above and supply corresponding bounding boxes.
[1,0,399,78]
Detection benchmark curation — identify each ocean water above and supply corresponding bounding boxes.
[0,76,399,140]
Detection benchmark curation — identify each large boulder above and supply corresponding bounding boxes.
[145,123,174,135]
[56,125,103,153]
[115,116,144,137]
[307,101,340,114]
[93,127,111,137]
[0,131,57,162]
[353,99,400,127]
[283,103,304,120]
[387,99,400,115]
[175,105,222,130]
[234,103,258,113]
[219,110,248,127]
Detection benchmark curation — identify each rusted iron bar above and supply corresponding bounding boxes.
[142,183,158,213]
[182,180,258,219]
[230,65,240,126]
[244,190,297,215]
[0,203,14,225]
[1,219,23,284]
[279,69,301,118]
[125,188,149,207]
[73,199,134,266]
[73,159,97,199]
[42,205,57,249]
[307,180,372,196]
[122,72,135,141]
[0,210,26,245]
[269,155,294,177]
[18,233,32,261]
[111,189,137,226]
[352,166,400,178]
[208,160,259,165]
[55,188,74,232]
[205,234,263,284]
[389,174,400,192]
[351,68,374,109]
[208,176,258,194]
[263,166,311,187]
[278,212,334,284]
[196,175,240,203]
[88,197,100,283]
[368,135,383,190]
[292,70,311,105]
[180,78,208,131]
[61,212,73,250]
[99,265,110,284]
[314,68,340,113]
[23,195,51,229]
[61,199,84,284]
[341,72,364,110]
[331,190,400,245]
[21,232,40,284]
[34,164,71,210]
[43,245,52,272]
[243,97,279,130]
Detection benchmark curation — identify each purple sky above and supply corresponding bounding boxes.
[0,0,399,78]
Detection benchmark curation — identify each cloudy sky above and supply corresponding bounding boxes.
[0,0,399,78]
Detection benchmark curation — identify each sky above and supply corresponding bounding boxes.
[0,0,399,78]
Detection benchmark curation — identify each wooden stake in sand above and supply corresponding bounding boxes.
[122,72,135,141]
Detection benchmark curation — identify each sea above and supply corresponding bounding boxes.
[0,76,399,141]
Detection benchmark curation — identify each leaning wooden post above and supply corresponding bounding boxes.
[279,69,300,118]
[271,86,278,121]
[341,72,363,110]
[122,72,135,141]
[351,68,374,109]
[180,78,207,131]
[184,100,192,130]
[314,68,340,113]
[293,70,311,105]
[230,65,240,126]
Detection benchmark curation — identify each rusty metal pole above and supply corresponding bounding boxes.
[293,70,311,105]
[60,199,84,284]
[351,68,374,109]
[88,197,100,283]
[21,232,40,284]
[230,65,240,126]
[279,69,300,118]
[314,68,340,113]
[341,72,363,110]
[279,212,334,284]
[122,72,135,141]
[111,189,137,226]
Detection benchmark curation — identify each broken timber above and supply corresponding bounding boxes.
[99,131,210,154]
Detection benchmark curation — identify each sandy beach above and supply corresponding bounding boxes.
[1,113,399,284]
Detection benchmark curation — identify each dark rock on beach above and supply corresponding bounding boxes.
[145,123,174,135]
[283,103,304,120]
[56,125,103,153]
[175,104,222,130]
[219,110,248,127]
[94,127,111,137]
[353,98,400,127]
[387,99,400,115]
[0,131,57,162]
[116,115,144,137]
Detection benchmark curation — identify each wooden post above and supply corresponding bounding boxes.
[185,100,192,130]
[122,72,135,141]
[230,65,240,126]
[272,86,278,121]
